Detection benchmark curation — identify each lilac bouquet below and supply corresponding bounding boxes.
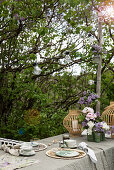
[79,107,110,135]
[78,91,99,106]
[78,107,102,135]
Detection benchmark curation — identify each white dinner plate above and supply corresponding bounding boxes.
[55,150,79,157]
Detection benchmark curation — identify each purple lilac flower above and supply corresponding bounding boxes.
[87,96,92,103]
[80,97,84,101]
[96,122,102,127]
[100,128,105,132]
[90,93,96,100]
[78,97,85,104]
[94,94,99,98]
[82,120,87,127]
[83,91,86,95]
[94,122,103,132]
[78,91,99,106]
[20,17,25,21]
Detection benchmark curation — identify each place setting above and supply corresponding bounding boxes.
[46,134,86,160]
[30,141,47,152]
[19,142,35,156]
[0,138,47,157]
[15,141,47,156]
[60,134,77,149]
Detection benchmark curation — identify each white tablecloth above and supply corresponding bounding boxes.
[0,135,114,170]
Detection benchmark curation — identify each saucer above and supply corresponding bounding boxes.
[69,145,77,149]
[20,150,35,156]
[61,144,77,149]
[30,142,39,147]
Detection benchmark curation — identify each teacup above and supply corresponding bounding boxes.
[20,142,34,155]
[19,149,35,156]
[64,139,76,148]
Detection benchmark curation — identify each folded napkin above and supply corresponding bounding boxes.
[78,142,97,164]
[81,129,87,136]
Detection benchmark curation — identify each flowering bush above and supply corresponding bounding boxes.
[77,91,98,106]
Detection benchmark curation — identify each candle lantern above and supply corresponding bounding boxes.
[63,110,82,136]
[101,102,114,138]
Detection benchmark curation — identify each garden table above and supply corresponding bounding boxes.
[0,134,114,170]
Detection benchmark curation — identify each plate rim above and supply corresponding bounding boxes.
[55,150,79,157]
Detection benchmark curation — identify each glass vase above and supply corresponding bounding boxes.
[94,132,101,143]
[87,132,94,142]
[100,132,105,141]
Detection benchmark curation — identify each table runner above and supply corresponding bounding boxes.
[0,153,40,170]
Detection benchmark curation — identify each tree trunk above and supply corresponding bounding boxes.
[96,19,102,112]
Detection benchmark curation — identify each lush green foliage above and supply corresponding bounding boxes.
[0,0,113,141]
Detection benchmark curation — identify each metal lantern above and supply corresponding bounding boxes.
[33,63,41,75]
[101,102,114,138]
[63,110,82,137]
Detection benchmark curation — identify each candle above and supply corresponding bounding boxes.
[72,120,78,132]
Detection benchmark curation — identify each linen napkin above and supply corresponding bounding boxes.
[81,129,87,136]
[78,142,97,163]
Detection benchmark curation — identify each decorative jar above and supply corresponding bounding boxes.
[94,132,101,143]
[87,132,94,142]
